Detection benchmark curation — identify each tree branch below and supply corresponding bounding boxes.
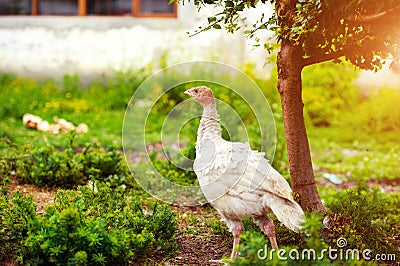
[356,4,400,23]
[188,17,223,37]
[302,49,346,67]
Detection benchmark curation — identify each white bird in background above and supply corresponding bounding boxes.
[184,86,304,260]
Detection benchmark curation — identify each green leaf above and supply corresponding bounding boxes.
[260,24,267,30]
[207,16,216,23]
[213,24,222,29]
[225,1,234,8]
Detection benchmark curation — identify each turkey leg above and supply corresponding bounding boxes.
[209,222,242,263]
[231,223,242,257]
[262,217,279,250]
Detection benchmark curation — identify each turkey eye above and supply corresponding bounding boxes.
[194,89,198,93]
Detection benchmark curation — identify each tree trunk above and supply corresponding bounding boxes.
[277,41,326,214]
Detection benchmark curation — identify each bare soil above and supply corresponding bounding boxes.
[9,177,57,214]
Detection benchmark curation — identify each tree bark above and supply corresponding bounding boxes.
[275,0,325,214]
[276,41,325,214]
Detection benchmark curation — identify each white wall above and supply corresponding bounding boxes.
[1,2,395,88]
[0,3,271,79]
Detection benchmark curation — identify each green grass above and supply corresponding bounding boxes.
[309,127,400,181]
[0,110,124,148]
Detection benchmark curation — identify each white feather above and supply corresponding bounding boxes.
[186,86,305,249]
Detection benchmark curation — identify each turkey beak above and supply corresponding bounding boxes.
[184,89,192,96]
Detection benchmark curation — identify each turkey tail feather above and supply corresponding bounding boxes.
[269,198,304,233]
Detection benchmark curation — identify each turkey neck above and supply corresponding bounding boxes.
[197,102,222,143]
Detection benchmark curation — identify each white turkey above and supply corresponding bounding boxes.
[184,86,304,260]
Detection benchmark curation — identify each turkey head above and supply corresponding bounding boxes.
[184,86,215,107]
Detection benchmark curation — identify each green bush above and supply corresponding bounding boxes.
[77,145,129,184]
[17,144,85,188]
[15,135,130,188]
[325,184,400,258]
[0,190,37,263]
[10,182,178,265]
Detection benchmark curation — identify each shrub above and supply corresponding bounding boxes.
[15,135,130,188]
[20,182,178,265]
[0,190,37,262]
[77,145,129,183]
[17,144,85,188]
[325,184,400,258]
